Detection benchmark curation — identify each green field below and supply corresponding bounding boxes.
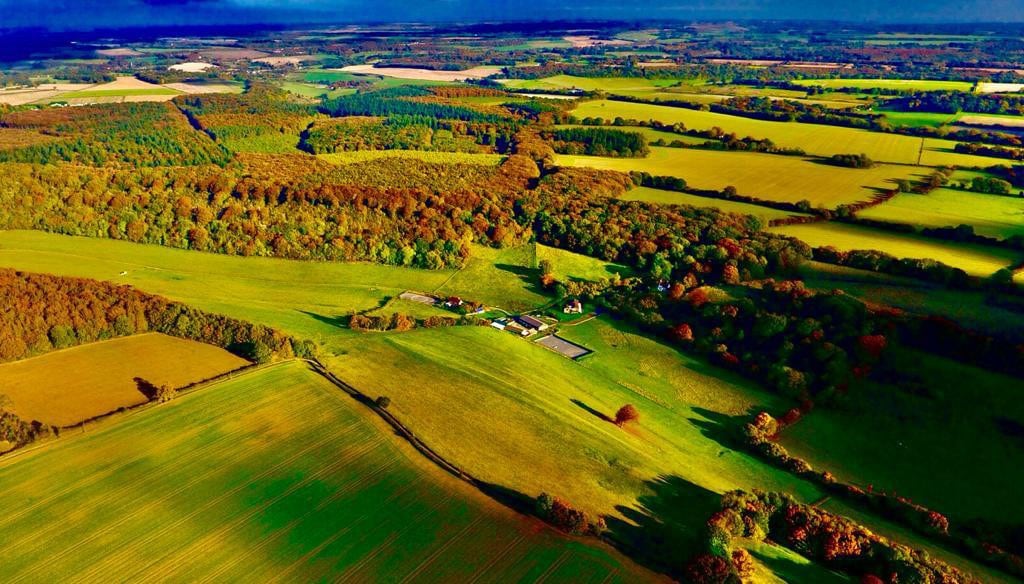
[780,348,1024,528]
[0,362,656,582]
[318,150,506,166]
[877,110,960,128]
[556,147,925,208]
[0,333,247,427]
[770,221,1021,277]
[279,80,354,100]
[792,78,975,92]
[570,100,1004,167]
[621,187,810,222]
[858,188,1024,239]
[0,231,615,348]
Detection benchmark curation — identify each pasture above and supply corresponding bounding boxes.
[770,222,1021,277]
[0,333,247,426]
[571,100,1004,167]
[556,147,925,208]
[791,78,975,92]
[621,187,811,222]
[327,320,819,521]
[857,188,1024,239]
[0,362,657,582]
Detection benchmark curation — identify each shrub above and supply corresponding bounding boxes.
[375,396,391,409]
[153,385,177,403]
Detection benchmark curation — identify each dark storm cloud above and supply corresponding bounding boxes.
[1,0,1023,30]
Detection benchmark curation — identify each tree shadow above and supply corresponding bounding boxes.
[475,480,539,517]
[493,263,543,294]
[133,377,158,400]
[571,398,612,423]
[605,474,721,580]
[688,406,759,451]
[748,545,848,583]
[297,309,347,329]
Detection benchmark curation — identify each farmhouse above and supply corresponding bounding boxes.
[563,299,583,314]
[505,322,530,336]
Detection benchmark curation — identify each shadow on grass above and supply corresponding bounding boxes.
[493,263,544,295]
[298,309,348,329]
[571,398,613,423]
[748,544,849,583]
[605,474,721,581]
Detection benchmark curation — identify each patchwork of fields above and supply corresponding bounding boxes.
[0,362,657,582]
[0,333,247,427]
[557,147,923,207]
[570,100,1006,167]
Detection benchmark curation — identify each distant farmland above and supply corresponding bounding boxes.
[571,100,1005,167]
[556,147,924,208]
[0,333,247,426]
[0,362,657,582]
[858,188,1024,239]
[791,78,975,92]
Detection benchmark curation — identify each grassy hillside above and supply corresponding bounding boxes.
[556,147,924,208]
[0,333,247,426]
[0,362,658,582]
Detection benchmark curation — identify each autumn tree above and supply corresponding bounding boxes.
[614,404,639,426]
[153,384,177,403]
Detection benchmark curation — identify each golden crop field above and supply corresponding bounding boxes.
[571,100,1007,168]
[621,186,812,221]
[0,362,657,582]
[556,147,926,207]
[0,333,248,426]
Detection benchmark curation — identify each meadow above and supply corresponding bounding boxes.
[791,78,975,92]
[571,100,1005,167]
[770,222,1021,277]
[857,188,1024,239]
[0,333,247,426]
[620,187,811,222]
[0,362,657,582]
[556,147,924,208]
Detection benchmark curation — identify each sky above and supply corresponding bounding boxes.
[2,0,1024,30]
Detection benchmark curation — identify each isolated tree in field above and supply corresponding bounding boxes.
[538,258,555,287]
[615,404,639,426]
[153,384,177,403]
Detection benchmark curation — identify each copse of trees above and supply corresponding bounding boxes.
[887,91,1024,116]
[828,153,875,168]
[689,490,980,584]
[544,126,648,157]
